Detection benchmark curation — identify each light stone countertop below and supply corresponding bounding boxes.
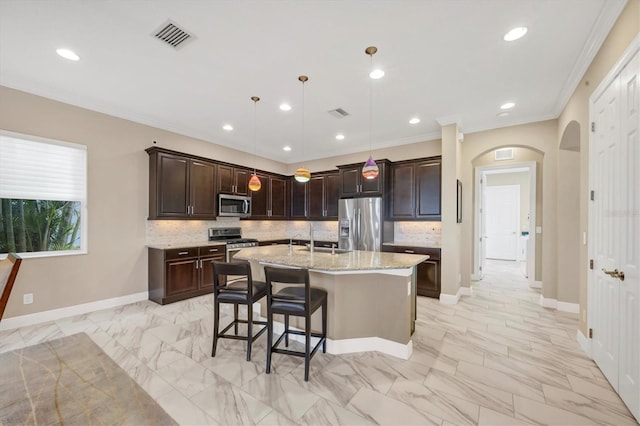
[234,245,428,272]
[147,241,226,250]
[383,241,441,249]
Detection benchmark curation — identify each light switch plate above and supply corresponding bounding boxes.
[536,226,542,234]
[23,293,33,304]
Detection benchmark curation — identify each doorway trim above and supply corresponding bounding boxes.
[473,161,537,288]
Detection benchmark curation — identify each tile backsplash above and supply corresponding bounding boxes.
[393,221,441,245]
[146,218,338,245]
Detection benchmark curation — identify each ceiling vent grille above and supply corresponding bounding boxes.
[328,108,350,119]
[153,20,193,49]
[495,148,514,161]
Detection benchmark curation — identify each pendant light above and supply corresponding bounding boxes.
[294,75,311,183]
[248,96,262,191]
[362,46,380,180]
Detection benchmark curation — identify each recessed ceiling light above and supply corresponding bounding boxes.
[56,48,80,61]
[283,146,292,151]
[222,124,233,131]
[409,117,420,124]
[497,112,510,117]
[279,103,291,111]
[500,102,515,110]
[336,134,345,140]
[504,27,528,42]
[369,69,385,79]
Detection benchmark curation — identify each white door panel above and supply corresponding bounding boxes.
[485,185,519,261]
[590,48,639,421]
[617,51,639,420]
[591,68,621,389]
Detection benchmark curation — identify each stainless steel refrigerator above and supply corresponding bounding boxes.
[338,197,382,252]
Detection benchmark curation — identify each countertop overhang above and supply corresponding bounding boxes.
[234,245,428,272]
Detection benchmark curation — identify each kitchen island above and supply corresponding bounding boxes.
[234,245,428,359]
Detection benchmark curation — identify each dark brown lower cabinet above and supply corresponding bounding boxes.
[382,245,441,298]
[149,245,226,304]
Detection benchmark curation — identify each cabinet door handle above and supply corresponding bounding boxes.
[209,248,218,252]
[178,251,189,255]
[404,250,415,254]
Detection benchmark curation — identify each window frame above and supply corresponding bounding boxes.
[0,130,88,258]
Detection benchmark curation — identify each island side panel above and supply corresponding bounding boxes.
[249,260,413,345]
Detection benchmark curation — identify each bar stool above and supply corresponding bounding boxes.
[263,266,327,381]
[211,261,268,361]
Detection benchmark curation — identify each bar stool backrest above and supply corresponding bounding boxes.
[212,261,254,297]
[264,266,311,307]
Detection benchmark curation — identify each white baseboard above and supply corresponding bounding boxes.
[327,337,412,359]
[539,295,557,309]
[577,329,592,358]
[0,291,149,331]
[440,286,468,304]
[557,301,580,314]
[539,295,580,314]
[264,315,412,359]
[529,280,542,289]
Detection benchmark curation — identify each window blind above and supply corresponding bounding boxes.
[0,132,87,202]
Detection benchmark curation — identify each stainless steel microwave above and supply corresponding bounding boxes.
[218,194,251,217]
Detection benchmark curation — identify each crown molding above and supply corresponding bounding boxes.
[552,0,628,116]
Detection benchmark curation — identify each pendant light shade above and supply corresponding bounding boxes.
[249,96,261,192]
[362,155,379,180]
[295,75,311,183]
[294,167,311,182]
[248,174,261,191]
[363,46,380,180]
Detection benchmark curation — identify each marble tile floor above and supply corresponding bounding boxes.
[0,259,637,425]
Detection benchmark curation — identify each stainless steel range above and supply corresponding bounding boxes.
[208,227,258,261]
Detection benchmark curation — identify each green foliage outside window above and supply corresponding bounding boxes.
[0,198,81,254]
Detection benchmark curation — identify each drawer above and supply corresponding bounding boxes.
[199,245,225,256]
[383,245,440,260]
[165,247,199,261]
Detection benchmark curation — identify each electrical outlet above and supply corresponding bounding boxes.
[23,293,33,304]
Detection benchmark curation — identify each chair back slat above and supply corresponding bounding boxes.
[264,266,311,306]
[212,261,253,296]
[0,253,22,322]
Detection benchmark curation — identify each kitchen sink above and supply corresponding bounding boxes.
[301,246,352,254]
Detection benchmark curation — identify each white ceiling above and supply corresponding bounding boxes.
[0,0,626,164]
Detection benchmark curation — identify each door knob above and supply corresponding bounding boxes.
[602,268,625,281]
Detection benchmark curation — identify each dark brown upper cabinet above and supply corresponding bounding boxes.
[389,157,441,221]
[290,178,308,218]
[338,160,389,198]
[307,172,340,220]
[147,148,216,219]
[249,175,287,219]
[218,164,249,195]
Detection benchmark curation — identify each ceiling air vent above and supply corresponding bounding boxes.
[328,108,350,119]
[153,20,193,49]
[495,148,514,161]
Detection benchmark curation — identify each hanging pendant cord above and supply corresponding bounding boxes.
[369,54,373,156]
[253,97,257,175]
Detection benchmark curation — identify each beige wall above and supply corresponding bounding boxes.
[471,147,545,282]
[558,0,639,331]
[486,172,531,233]
[289,139,442,173]
[0,86,287,319]
[461,121,557,298]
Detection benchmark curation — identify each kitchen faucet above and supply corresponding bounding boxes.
[309,223,315,254]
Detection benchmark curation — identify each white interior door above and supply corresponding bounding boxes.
[590,48,639,421]
[479,174,487,279]
[485,185,519,260]
[617,50,639,420]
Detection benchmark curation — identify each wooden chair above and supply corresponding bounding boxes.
[211,261,268,361]
[264,266,327,381]
[0,253,22,322]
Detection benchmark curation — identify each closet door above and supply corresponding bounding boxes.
[617,50,639,421]
[590,48,639,421]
